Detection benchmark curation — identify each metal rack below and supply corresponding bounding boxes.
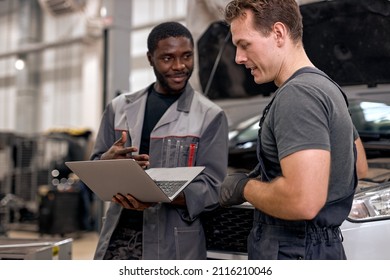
[1,129,95,236]
[0,132,73,234]
[0,132,14,235]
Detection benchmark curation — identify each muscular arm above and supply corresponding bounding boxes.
[243,149,330,220]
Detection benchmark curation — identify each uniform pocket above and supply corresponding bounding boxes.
[174,226,206,259]
[161,137,199,167]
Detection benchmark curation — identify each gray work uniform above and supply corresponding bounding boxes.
[249,68,357,260]
[91,83,229,260]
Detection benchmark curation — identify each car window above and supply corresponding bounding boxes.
[350,100,390,134]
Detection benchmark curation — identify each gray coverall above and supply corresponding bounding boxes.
[91,83,229,259]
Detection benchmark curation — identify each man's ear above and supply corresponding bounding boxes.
[273,22,287,47]
[147,51,153,66]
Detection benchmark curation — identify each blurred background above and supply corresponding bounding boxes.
[1,0,389,260]
[0,0,194,239]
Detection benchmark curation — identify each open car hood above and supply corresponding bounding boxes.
[301,0,390,87]
[197,0,390,99]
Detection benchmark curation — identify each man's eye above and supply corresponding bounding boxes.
[236,41,249,50]
[240,43,248,50]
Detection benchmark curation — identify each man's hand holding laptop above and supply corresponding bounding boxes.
[112,193,155,211]
[100,131,153,209]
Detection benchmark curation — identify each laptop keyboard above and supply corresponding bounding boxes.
[155,180,188,197]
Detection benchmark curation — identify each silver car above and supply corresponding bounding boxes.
[339,87,390,260]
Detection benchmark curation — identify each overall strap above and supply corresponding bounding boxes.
[293,67,350,109]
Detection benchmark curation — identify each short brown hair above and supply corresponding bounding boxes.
[224,0,303,42]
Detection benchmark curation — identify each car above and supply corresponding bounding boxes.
[204,0,390,260]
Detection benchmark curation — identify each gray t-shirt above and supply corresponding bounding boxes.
[260,68,356,203]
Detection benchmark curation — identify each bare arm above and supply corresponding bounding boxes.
[355,137,368,179]
[243,149,330,220]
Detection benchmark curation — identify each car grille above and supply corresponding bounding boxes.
[202,206,254,253]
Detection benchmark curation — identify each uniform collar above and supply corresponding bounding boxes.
[123,82,195,113]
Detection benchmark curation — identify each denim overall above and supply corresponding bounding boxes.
[247,68,358,260]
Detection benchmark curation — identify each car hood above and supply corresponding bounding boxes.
[300,0,390,87]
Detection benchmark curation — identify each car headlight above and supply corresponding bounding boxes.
[348,181,390,222]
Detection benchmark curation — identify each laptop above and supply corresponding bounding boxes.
[65,159,205,203]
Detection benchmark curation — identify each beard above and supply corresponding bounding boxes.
[153,67,193,95]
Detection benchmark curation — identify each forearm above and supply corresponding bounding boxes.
[243,177,307,220]
[91,105,116,160]
[243,169,327,221]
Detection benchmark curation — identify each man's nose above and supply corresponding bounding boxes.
[235,49,247,65]
[172,58,185,70]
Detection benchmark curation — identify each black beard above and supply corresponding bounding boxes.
[153,68,193,95]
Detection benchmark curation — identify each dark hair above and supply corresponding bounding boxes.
[224,0,303,42]
[147,21,194,53]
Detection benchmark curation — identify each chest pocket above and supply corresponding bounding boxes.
[160,137,200,168]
